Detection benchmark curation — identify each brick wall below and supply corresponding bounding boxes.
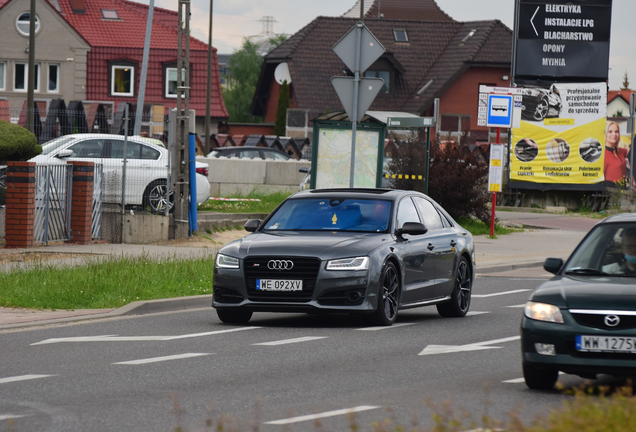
[3,162,36,248]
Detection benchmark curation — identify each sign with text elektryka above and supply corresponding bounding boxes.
[513,0,612,81]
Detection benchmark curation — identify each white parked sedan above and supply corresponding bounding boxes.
[29,134,210,212]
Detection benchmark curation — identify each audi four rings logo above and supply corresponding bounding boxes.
[268,260,294,270]
[604,315,620,327]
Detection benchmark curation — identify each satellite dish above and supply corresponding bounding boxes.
[274,62,292,85]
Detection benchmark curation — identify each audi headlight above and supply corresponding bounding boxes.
[215,253,239,269]
[524,301,564,324]
[326,257,369,271]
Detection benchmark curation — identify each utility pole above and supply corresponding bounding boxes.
[360,0,364,22]
[26,0,36,133]
[205,0,213,155]
[171,0,191,239]
[134,0,155,136]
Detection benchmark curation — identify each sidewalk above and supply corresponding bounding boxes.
[0,211,599,329]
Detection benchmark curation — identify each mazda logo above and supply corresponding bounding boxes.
[268,260,294,270]
[604,315,620,327]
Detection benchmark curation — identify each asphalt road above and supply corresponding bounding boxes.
[0,272,626,432]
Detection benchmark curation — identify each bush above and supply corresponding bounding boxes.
[0,120,42,161]
[388,133,490,223]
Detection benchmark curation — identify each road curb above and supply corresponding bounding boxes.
[476,260,545,275]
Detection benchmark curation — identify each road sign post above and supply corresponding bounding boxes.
[631,93,636,191]
[332,22,386,188]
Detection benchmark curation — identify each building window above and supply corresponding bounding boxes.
[364,70,390,93]
[48,64,60,92]
[393,29,408,42]
[440,114,470,133]
[110,64,134,96]
[0,63,5,91]
[14,63,40,92]
[165,67,186,98]
[16,12,40,36]
[101,9,119,19]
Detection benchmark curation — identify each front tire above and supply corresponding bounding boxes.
[523,363,558,390]
[369,262,400,326]
[437,257,472,317]
[216,309,253,324]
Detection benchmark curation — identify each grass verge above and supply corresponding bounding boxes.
[198,191,292,214]
[0,253,214,310]
[456,216,517,237]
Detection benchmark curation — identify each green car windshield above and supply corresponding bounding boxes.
[565,223,636,277]
[264,198,392,232]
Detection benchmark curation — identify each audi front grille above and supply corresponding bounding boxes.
[244,257,321,302]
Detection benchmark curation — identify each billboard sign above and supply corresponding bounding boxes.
[513,0,612,81]
[510,82,607,186]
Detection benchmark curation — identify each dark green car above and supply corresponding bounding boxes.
[521,213,636,389]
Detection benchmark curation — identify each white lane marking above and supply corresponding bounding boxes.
[253,336,327,346]
[466,311,490,316]
[419,335,520,356]
[32,327,261,345]
[265,405,380,425]
[502,377,525,383]
[507,304,526,308]
[472,289,530,298]
[504,372,563,384]
[356,323,415,331]
[0,414,30,420]
[113,353,211,365]
[0,374,57,384]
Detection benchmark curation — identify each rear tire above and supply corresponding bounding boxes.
[523,363,559,390]
[143,179,174,213]
[437,257,472,317]
[216,309,253,324]
[369,262,400,326]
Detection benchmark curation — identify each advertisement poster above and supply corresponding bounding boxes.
[510,82,607,185]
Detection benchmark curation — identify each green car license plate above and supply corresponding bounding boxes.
[576,335,636,352]
[256,279,303,291]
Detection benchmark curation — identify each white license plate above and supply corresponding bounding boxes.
[256,279,303,292]
[576,335,636,352]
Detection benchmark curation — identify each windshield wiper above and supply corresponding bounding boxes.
[565,268,609,276]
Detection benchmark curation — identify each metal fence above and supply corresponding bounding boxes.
[34,164,73,244]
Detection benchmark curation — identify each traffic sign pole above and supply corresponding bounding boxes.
[490,127,501,238]
[349,23,362,188]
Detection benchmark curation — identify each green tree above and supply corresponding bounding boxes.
[621,71,630,91]
[0,121,41,161]
[222,38,264,123]
[268,34,288,52]
[274,80,290,136]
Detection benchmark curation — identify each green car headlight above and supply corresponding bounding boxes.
[524,301,564,324]
[215,253,239,269]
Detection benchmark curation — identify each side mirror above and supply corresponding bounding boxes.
[244,219,262,232]
[298,167,308,173]
[543,257,563,275]
[396,222,427,239]
[56,149,73,159]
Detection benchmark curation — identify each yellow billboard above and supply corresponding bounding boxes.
[511,83,606,185]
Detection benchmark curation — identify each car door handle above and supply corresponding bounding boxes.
[450,240,457,247]
[427,243,435,251]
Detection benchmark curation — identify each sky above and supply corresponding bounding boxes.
[142,0,633,90]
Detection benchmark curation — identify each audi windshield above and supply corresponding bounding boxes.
[264,198,392,233]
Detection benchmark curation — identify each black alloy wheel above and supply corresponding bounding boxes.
[437,257,472,317]
[370,262,400,326]
[523,363,559,390]
[216,309,253,324]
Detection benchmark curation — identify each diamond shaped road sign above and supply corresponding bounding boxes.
[331,76,385,122]
[333,22,386,74]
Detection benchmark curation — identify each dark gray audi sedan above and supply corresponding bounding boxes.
[212,189,475,326]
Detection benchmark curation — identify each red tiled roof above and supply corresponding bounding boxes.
[54,0,208,50]
[608,90,632,103]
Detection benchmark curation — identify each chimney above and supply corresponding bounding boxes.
[69,0,85,14]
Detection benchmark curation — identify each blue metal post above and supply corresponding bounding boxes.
[188,132,197,234]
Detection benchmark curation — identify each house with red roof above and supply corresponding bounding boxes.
[608,89,631,118]
[0,0,227,136]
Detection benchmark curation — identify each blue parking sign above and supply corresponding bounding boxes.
[487,94,513,128]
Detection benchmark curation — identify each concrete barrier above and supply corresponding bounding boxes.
[122,213,169,244]
[197,157,310,197]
